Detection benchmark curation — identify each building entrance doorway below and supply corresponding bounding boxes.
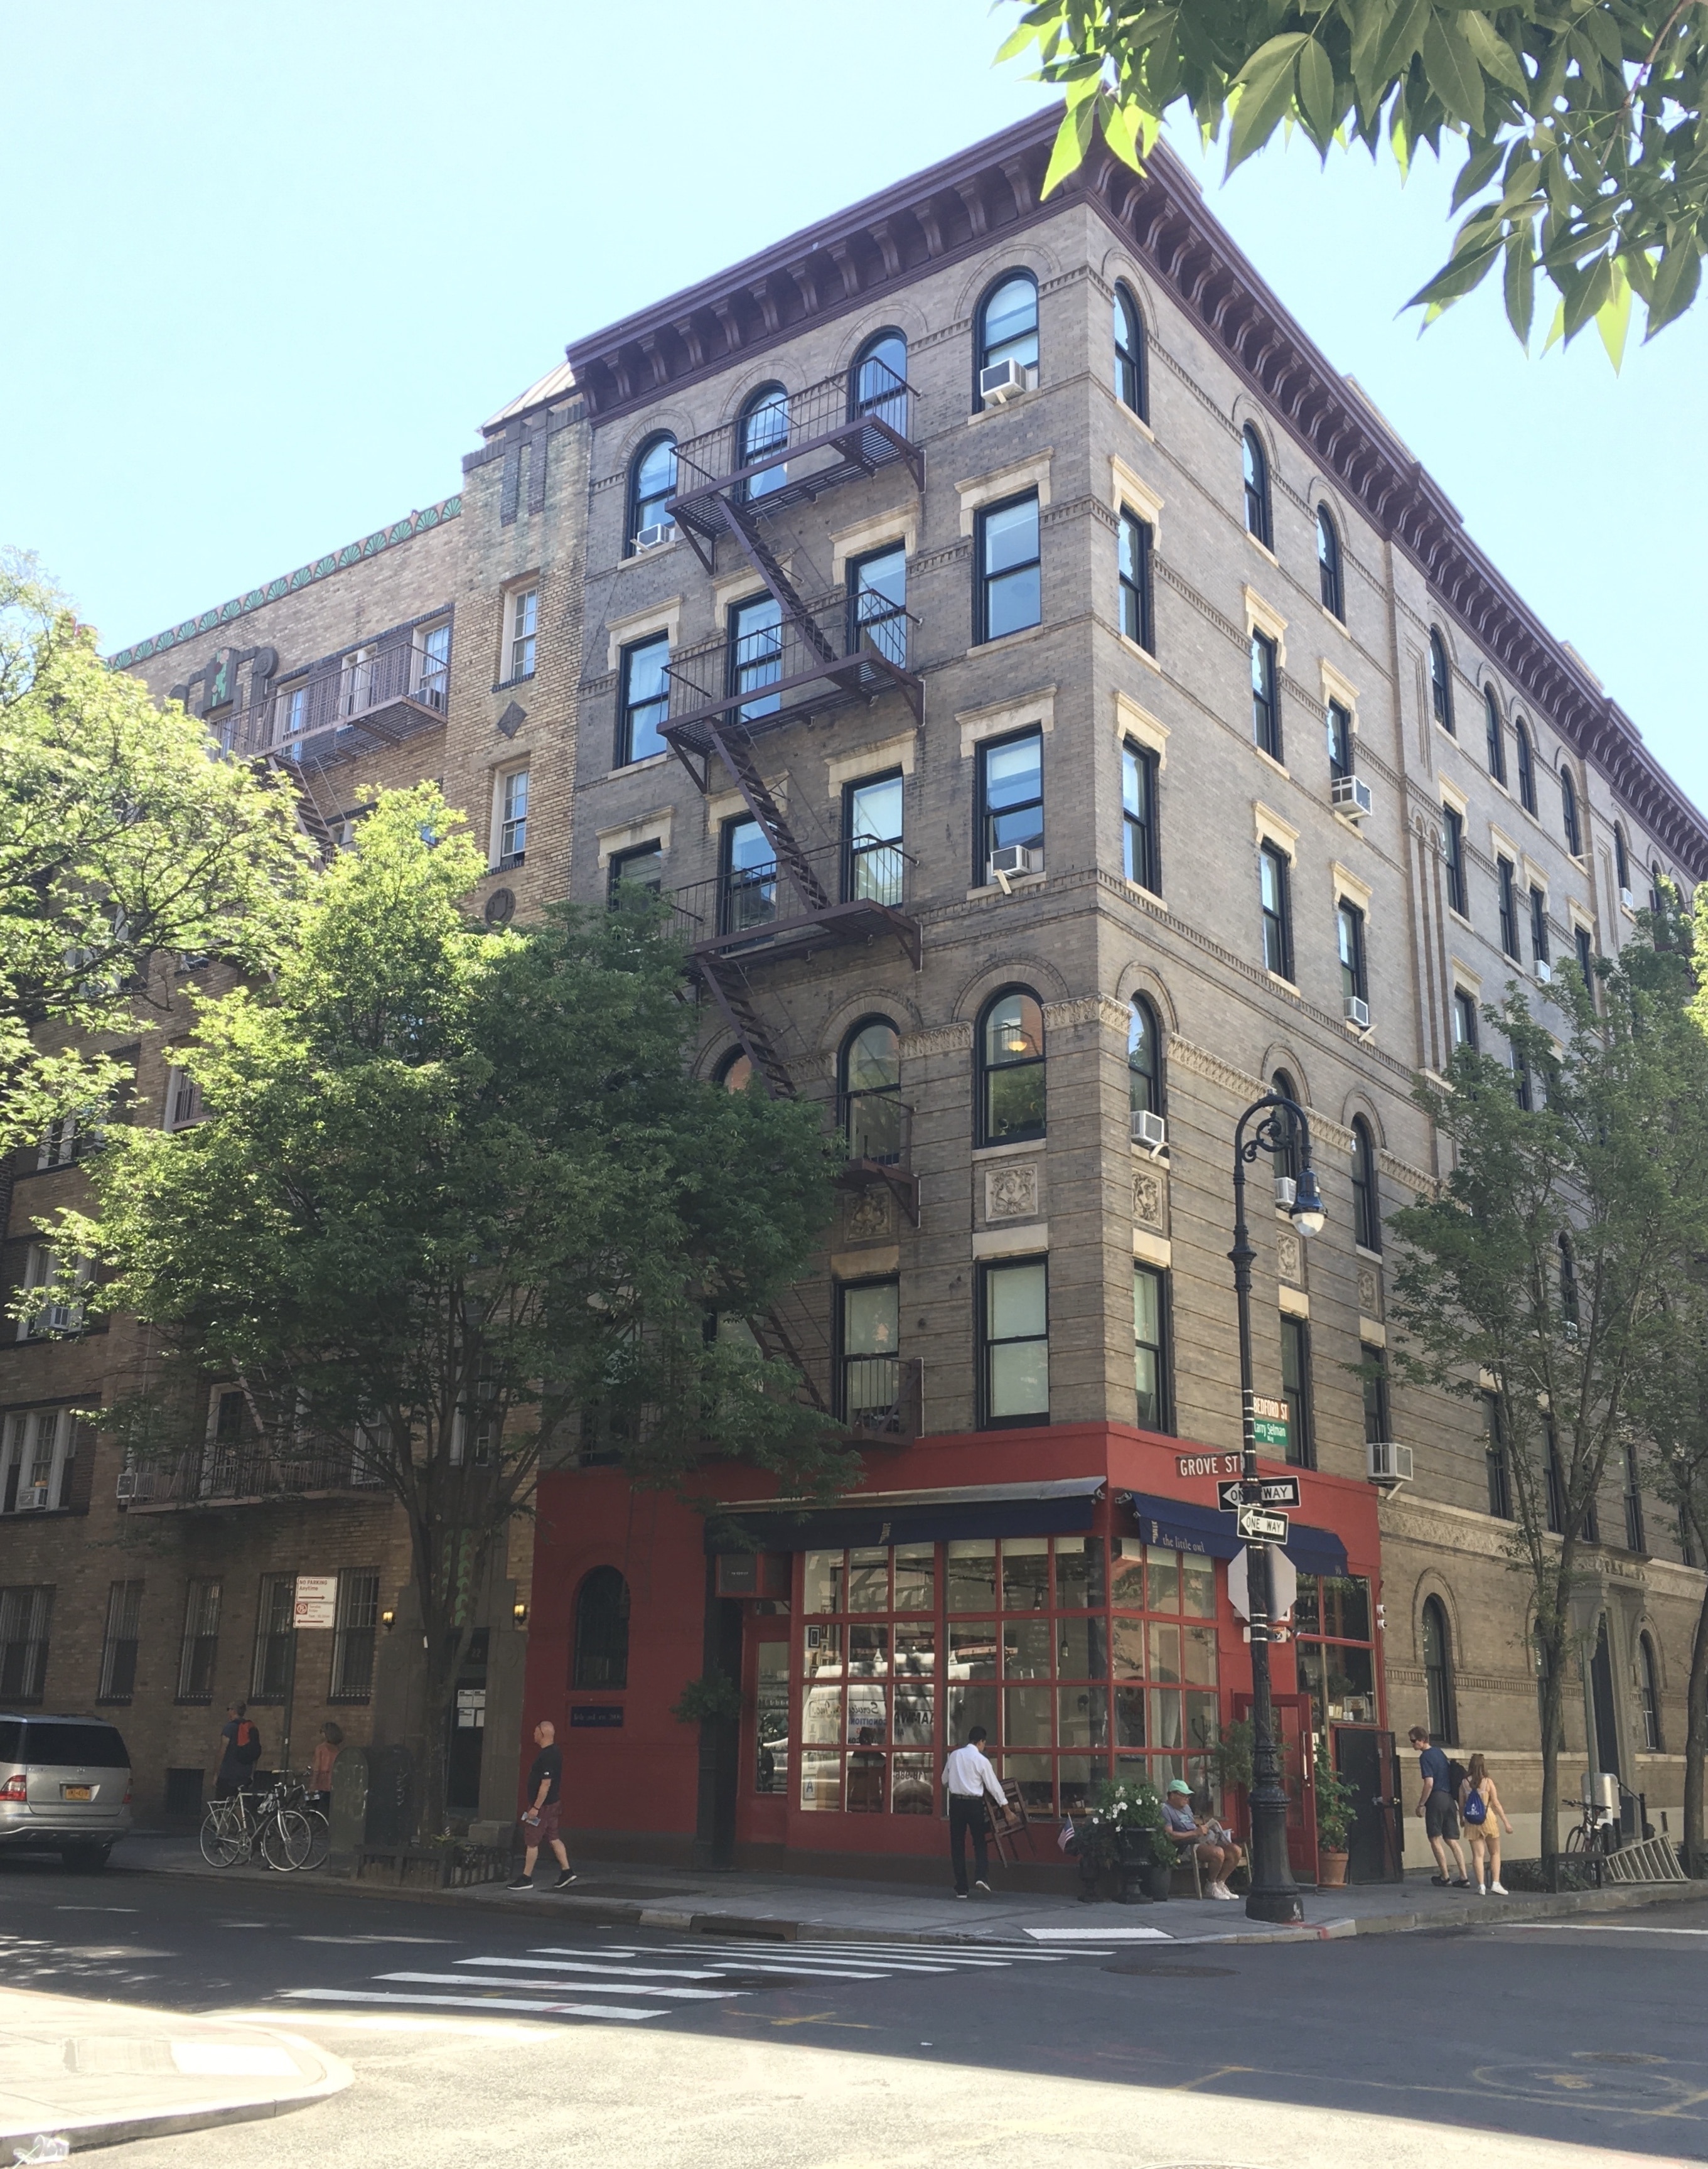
[737,1618,790,1848]
[1234,1691,1316,1876]
[1335,1727,1403,1882]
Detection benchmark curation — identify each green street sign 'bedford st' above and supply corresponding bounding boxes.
[1250,1395,1291,1450]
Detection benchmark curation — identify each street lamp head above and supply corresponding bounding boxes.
[1290,1165,1326,1238]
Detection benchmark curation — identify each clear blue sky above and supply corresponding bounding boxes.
[5,1,1702,810]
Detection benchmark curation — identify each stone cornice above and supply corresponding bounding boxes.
[563,109,1705,876]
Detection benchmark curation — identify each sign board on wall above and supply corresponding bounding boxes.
[293,1574,338,1630]
[569,1706,624,1730]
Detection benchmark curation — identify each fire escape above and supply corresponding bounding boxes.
[660,365,926,1441]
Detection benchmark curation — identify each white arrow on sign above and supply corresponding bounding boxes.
[1237,1504,1291,1543]
[1227,1543,1297,1623]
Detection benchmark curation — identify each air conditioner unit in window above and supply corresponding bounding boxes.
[1131,1109,1167,1154]
[979,360,1028,404]
[18,1484,51,1511]
[1620,885,1635,910]
[1367,1439,1414,1488]
[115,1468,136,1503]
[1274,1176,1297,1210]
[1535,959,1552,985]
[1331,775,1373,819]
[989,844,1043,885]
[1343,994,1372,1031]
[633,522,676,551]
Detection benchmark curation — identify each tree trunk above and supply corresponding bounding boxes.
[1537,1618,1568,1870]
[1684,1566,1708,1877]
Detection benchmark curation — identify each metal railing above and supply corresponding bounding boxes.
[839,1356,923,1443]
[839,1092,911,1170]
[121,1445,384,1507]
[670,839,911,950]
[670,364,917,511]
[213,637,451,763]
[663,598,916,736]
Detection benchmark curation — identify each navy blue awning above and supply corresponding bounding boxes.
[708,1477,1104,1554]
[1123,1491,1349,1578]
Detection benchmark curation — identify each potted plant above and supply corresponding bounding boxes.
[1314,1736,1356,1886]
[1079,1777,1171,1903]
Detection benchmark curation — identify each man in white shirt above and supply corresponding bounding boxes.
[941,1725,1007,1897]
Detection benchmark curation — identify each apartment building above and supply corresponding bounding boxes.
[524,111,1708,1878]
[0,370,586,1827]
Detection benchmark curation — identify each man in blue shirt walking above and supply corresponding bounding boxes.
[1409,1723,1469,1887]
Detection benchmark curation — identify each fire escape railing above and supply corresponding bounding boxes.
[212,635,451,769]
[669,841,918,969]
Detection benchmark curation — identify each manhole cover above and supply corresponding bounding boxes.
[1101,1961,1235,1978]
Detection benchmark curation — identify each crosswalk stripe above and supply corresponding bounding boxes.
[281,1989,665,2021]
[381,1971,741,2002]
[465,1955,727,1979]
[650,1939,1078,1964]
[637,1942,1014,1973]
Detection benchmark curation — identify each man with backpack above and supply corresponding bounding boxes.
[214,1703,263,1799]
[1407,1723,1470,1888]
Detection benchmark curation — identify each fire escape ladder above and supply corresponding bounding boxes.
[702,719,832,915]
[749,1297,830,1415]
[694,950,797,1101]
[716,496,837,665]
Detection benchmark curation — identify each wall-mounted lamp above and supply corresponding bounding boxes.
[380,1608,395,1632]
[513,1601,530,1627]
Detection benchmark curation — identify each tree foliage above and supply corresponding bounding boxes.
[1387,923,1708,1860]
[0,553,313,1160]
[54,787,849,1831]
[997,3,1708,357]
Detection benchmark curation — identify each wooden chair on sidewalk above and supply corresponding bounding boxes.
[987,1780,1038,1867]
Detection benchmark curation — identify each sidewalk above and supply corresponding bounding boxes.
[0,1986,351,2150]
[122,1830,1708,1948]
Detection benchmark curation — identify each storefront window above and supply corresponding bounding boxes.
[1294,1573,1377,1727]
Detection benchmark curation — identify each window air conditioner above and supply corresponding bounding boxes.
[1331,775,1373,819]
[633,522,676,551]
[1274,1176,1297,1210]
[1131,1109,1167,1153]
[979,360,1028,404]
[1343,994,1372,1031]
[115,1468,136,1503]
[18,1484,51,1511]
[1535,958,1552,984]
[1367,1439,1414,1487]
[1620,885,1635,910]
[989,844,1042,883]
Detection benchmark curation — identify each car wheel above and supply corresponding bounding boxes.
[61,1843,111,1873]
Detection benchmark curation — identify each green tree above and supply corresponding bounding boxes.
[1387,927,1708,1864]
[0,553,313,1158]
[52,787,850,1834]
[997,3,1708,355]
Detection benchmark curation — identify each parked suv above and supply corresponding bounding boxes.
[0,1713,132,1869]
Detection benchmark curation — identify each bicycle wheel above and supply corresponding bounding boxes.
[1566,1821,1587,1854]
[299,1809,331,1871]
[261,1807,314,1871]
[200,1806,245,1868]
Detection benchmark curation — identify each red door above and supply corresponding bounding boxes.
[1233,1693,1318,1878]
[736,1618,790,1848]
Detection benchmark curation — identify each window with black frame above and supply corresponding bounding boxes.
[719,816,776,940]
[1453,986,1480,1052]
[1250,631,1281,758]
[1485,686,1507,785]
[738,384,789,502]
[574,1567,630,1689]
[1561,764,1582,854]
[1133,1264,1169,1431]
[1242,426,1272,547]
[1295,1576,1377,1727]
[1114,284,1146,416]
[1422,1597,1457,1743]
[1128,998,1163,1119]
[841,1018,902,1165]
[1442,805,1468,917]
[608,841,663,905]
[1361,1344,1389,1449]
[1326,699,1353,782]
[978,272,1038,391]
[978,989,1045,1145]
[1259,844,1292,981]
[729,593,783,723]
[844,771,903,906]
[1530,885,1550,969]
[618,632,670,765]
[839,1278,900,1426]
[847,544,906,669]
[977,493,1041,642]
[1429,628,1454,733]
[1280,1315,1314,1468]
[1498,856,1521,957]
[1351,1118,1381,1251]
[979,1258,1049,1426]
[1270,1070,1302,1185]
[1121,739,1159,893]
[977,727,1043,881]
[1118,508,1154,652]
[851,330,908,426]
[1516,719,1537,812]
[628,434,677,549]
[1317,506,1343,618]
[1484,1392,1513,1517]
[1337,898,1368,1010]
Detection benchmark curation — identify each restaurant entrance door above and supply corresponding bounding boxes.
[737,1617,790,1848]
[1234,1691,1317,1878]
[1336,1726,1403,1882]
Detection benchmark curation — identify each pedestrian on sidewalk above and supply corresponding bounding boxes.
[1161,1778,1245,1899]
[309,1721,342,1814]
[1459,1753,1514,1895]
[214,1703,262,1799]
[1408,1723,1470,1888]
[942,1725,1007,1898]
[508,1720,577,1892]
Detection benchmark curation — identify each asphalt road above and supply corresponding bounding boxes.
[3,1853,1704,2167]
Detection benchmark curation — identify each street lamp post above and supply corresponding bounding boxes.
[1230,1091,1325,1926]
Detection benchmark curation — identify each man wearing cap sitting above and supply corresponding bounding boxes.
[1160,1778,1245,1900]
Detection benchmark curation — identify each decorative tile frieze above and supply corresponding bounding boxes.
[900,1023,973,1061]
[1133,1166,1167,1232]
[985,1163,1039,1222]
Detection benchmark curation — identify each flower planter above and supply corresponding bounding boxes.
[1317,1847,1350,1888]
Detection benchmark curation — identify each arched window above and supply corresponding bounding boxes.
[1112,283,1146,418]
[738,382,789,503]
[715,1047,755,1095]
[978,988,1045,1146]
[1652,860,1667,913]
[1351,1116,1381,1252]
[1484,686,1507,785]
[1270,1068,1302,1187]
[1515,719,1537,814]
[851,328,908,427]
[1614,822,1631,895]
[1128,997,1163,1119]
[628,433,677,550]
[1640,1632,1662,1751]
[1429,628,1454,734]
[573,1566,630,1689]
[1422,1597,1457,1744]
[1242,426,1272,549]
[1316,505,1343,619]
[977,272,1038,398]
[841,1016,901,1165]
[1560,765,1582,855]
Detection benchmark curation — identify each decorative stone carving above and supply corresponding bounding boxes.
[1132,1167,1167,1231]
[1358,1263,1382,1319]
[900,1023,974,1061]
[1276,1229,1304,1288]
[1041,993,1130,1035]
[985,1163,1039,1222]
[846,1188,893,1242]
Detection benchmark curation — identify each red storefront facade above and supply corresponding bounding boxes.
[523,1421,1392,1886]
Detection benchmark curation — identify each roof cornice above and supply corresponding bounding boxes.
[564,110,1705,875]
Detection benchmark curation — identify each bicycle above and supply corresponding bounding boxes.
[198,1773,318,1871]
[1565,1795,1619,1856]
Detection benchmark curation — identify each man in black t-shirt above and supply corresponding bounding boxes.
[507,1720,576,1890]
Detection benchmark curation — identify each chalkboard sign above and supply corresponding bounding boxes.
[569,1706,623,1729]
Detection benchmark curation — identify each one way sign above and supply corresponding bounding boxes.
[1217,1475,1302,1512]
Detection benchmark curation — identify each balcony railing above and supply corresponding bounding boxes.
[120,1444,384,1509]
[840,1356,923,1446]
[835,1094,918,1225]
[669,365,921,547]
[670,840,916,965]
[212,636,451,770]
[663,597,918,750]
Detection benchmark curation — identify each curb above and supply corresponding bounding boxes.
[129,1849,1708,1951]
[0,2032,352,2154]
